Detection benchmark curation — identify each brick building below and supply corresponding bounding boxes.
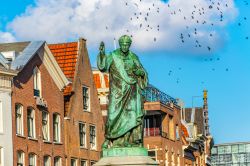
[0,41,69,166]
[179,90,213,166]
[49,38,104,166]
[93,70,184,166]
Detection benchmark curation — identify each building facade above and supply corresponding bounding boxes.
[180,90,213,166]
[211,142,250,166]
[49,39,104,166]
[0,53,17,166]
[0,41,69,166]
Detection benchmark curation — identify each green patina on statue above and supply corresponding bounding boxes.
[97,35,148,150]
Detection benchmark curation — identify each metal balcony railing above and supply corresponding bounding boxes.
[144,128,168,138]
[142,84,177,105]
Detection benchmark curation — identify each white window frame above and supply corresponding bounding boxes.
[0,147,3,166]
[16,104,24,136]
[71,158,78,166]
[53,114,61,143]
[89,125,96,150]
[27,107,36,138]
[28,153,36,166]
[44,155,51,166]
[42,111,50,141]
[17,150,25,166]
[33,66,42,97]
[82,86,90,112]
[79,122,86,148]
[0,101,3,133]
[54,156,62,166]
[80,159,87,166]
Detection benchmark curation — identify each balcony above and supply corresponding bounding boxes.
[142,84,177,105]
[144,128,167,138]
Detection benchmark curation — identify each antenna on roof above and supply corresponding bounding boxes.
[113,38,117,49]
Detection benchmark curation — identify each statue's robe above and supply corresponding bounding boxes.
[97,49,148,143]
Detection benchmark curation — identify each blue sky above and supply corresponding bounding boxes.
[0,0,249,144]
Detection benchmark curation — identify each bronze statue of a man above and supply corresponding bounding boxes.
[97,35,148,149]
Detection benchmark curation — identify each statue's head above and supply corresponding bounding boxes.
[119,35,132,53]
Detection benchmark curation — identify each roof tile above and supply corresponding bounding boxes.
[49,42,78,95]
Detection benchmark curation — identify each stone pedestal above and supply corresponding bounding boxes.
[94,147,158,166]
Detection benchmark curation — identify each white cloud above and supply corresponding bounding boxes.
[7,0,238,54]
[0,31,16,43]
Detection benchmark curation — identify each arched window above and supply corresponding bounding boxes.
[28,153,36,166]
[44,155,51,166]
[15,104,23,135]
[53,114,60,142]
[54,156,61,166]
[17,150,24,166]
[33,67,41,97]
[27,107,36,138]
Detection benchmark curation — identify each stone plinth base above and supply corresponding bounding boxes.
[94,147,158,166]
[94,156,158,166]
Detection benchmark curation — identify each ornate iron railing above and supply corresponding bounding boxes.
[142,84,177,105]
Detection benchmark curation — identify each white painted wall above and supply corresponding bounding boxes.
[0,89,13,166]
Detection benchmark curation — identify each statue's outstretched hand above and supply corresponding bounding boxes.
[99,41,105,55]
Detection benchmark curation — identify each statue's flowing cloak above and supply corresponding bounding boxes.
[97,49,148,139]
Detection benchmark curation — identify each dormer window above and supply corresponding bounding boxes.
[33,67,41,97]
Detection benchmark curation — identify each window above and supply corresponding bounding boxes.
[33,67,41,97]
[29,153,36,166]
[175,125,179,140]
[53,114,60,142]
[17,151,24,166]
[168,116,174,140]
[0,101,3,133]
[16,104,23,135]
[44,156,51,166]
[42,111,50,141]
[0,147,3,166]
[148,150,156,161]
[82,86,90,111]
[71,158,77,166]
[80,160,87,166]
[90,125,96,150]
[79,122,86,147]
[54,157,61,166]
[90,161,96,166]
[27,108,36,138]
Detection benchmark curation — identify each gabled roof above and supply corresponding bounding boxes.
[0,41,69,90]
[11,41,45,70]
[0,41,30,52]
[48,42,78,95]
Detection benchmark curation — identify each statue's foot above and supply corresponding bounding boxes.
[102,140,109,149]
[124,141,132,147]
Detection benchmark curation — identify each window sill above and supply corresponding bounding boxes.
[80,146,88,150]
[90,148,97,151]
[16,134,26,138]
[43,140,52,144]
[53,142,63,145]
[28,137,38,141]
[83,110,90,112]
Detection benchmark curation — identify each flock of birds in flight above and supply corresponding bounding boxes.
[98,0,249,85]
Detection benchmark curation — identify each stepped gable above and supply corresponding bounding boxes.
[49,42,78,95]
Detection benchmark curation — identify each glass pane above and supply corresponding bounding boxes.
[225,146,232,154]
[212,147,218,154]
[232,145,239,153]
[219,146,225,154]
[246,144,250,153]
[239,145,246,153]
